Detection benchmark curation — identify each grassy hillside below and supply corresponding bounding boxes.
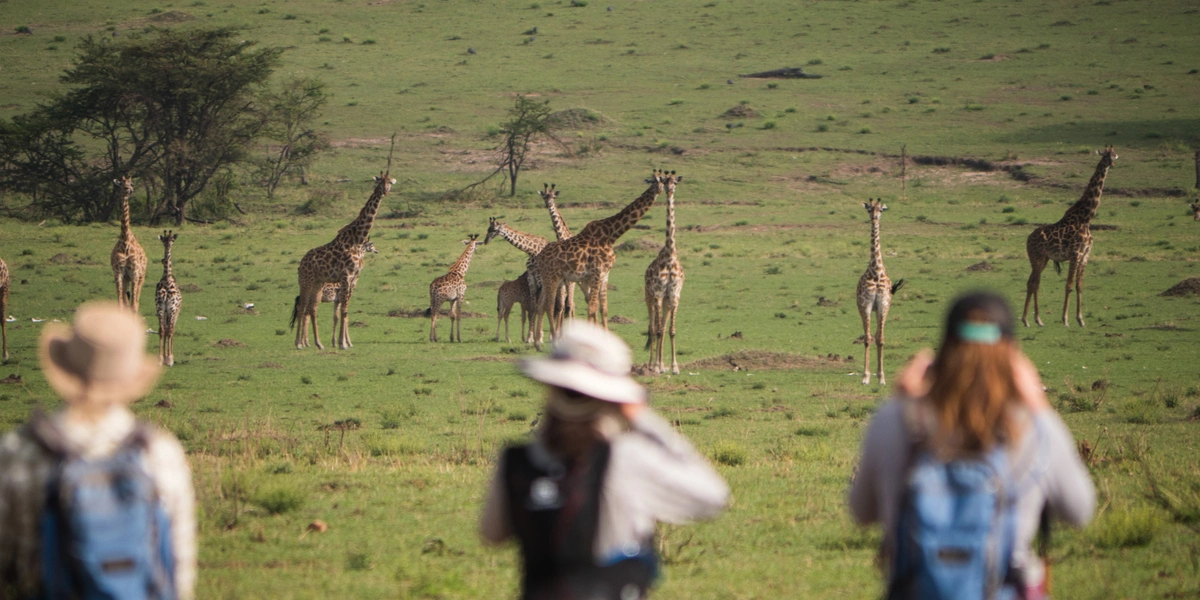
[1,0,1199,598]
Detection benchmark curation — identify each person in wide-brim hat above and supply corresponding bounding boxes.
[518,320,647,421]
[39,301,161,409]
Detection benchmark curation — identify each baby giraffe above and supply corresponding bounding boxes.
[496,272,534,344]
[429,235,480,342]
[155,230,182,366]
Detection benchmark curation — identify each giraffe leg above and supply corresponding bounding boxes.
[1074,258,1088,327]
[876,303,889,387]
[114,272,126,309]
[336,279,353,349]
[860,306,873,385]
[667,297,680,375]
[497,303,506,343]
[1060,259,1079,328]
[654,299,667,373]
[644,296,660,371]
[308,293,324,350]
[452,297,462,342]
[1,290,7,360]
[599,273,611,330]
[133,275,145,315]
[429,293,439,342]
[566,283,576,321]
[1023,257,1047,327]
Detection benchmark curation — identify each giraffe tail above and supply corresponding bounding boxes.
[289,295,300,330]
[891,279,906,295]
[1053,261,1062,275]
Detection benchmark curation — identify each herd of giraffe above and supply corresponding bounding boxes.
[2,145,1197,379]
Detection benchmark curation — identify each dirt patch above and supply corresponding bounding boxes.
[181,283,203,293]
[720,105,758,119]
[49,253,71,265]
[685,351,846,372]
[739,67,822,79]
[1160,277,1200,297]
[609,315,636,325]
[0,374,22,384]
[387,308,488,318]
[547,108,605,129]
[150,10,195,23]
[816,296,839,307]
[966,261,995,272]
[214,339,245,348]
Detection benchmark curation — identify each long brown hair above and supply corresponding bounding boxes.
[925,292,1024,455]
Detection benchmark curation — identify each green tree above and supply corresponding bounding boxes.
[256,77,331,199]
[0,28,282,225]
[499,95,553,196]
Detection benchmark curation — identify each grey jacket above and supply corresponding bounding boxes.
[848,398,1095,586]
[481,410,729,560]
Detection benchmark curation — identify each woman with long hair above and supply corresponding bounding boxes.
[849,291,1094,599]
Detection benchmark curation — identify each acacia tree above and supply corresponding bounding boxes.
[256,77,330,199]
[499,95,553,196]
[0,28,282,224]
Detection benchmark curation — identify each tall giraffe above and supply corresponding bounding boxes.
[539,183,577,324]
[110,177,147,313]
[530,170,666,349]
[295,173,394,349]
[290,240,380,348]
[496,272,534,343]
[0,256,8,360]
[856,199,904,386]
[429,235,481,342]
[643,172,685,374]
[1022,146,1117,327]
[154,230,182,367]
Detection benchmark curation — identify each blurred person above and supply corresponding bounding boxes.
[0,302,195,600]
[848,291,1094,600]
[481,321,728,600]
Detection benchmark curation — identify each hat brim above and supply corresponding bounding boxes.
[39,323,162,406]
[519,357,646,405]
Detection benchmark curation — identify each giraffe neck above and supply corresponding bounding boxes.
[583,181,661,244]
[1061,155,1112,226]
[498,225,547,256]
[120,190,133,239]
[449,242,478,277]
[162,244,174,278]
[867,213,885,277]
[545,195,572,240]
[664,189,677,252]
[334,177,389,247]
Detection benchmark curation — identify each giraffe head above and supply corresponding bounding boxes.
[1190,200,1199,222]
[1096,145,1118,167]
[661,170,683,195]
[862,198,888,219]
[484,217,506,244]
[158,230,177,264]
[465,233,480,246]
[362,239,379,254]
[374,173,397,192]
[113,176,134,196]
[539,183,558,204]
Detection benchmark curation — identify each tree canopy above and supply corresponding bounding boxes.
[0,27,284,224]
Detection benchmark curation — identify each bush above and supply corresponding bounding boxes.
[1091,507,1163,548]
[253,484,306,515]
[712,441,748,466]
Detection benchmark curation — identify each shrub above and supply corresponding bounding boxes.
[712,441,748,466]
[807,58,823,65]
[816,123,829,132]
[932,47,951,54]
[253,484,305,515]
[795,426,830,437]
[1091,507,1163,548]
[761,121,776,130]
[705,406,738,420]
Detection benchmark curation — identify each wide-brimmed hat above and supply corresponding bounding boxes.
[519,321,647,405]
[39,302,161,406]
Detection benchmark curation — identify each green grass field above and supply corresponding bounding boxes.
[2,0,1199,598]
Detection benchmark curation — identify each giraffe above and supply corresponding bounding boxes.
[529,170,667,350]
[110,177,147,313]
[1022,146,1117,327]
[856,198,904,386]
[0,256,8,360]
[295,173,394,349]
[154,230,182,367]
[496,272,534,343]
[643,172,685,374]
[430,235,480,342]
[539,183,577,322]
[291,239,379,349]
[484,216,548,334]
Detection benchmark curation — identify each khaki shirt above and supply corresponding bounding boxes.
[0,407,196,600]
[480,410,729,560]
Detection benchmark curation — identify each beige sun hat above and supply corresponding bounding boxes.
[39,302,161,407]
[519,321,647,405]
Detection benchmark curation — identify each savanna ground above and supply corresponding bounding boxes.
[1,0,1199,598]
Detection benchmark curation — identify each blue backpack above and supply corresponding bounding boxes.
[888,443,1018,600]
[31,418,176,600]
